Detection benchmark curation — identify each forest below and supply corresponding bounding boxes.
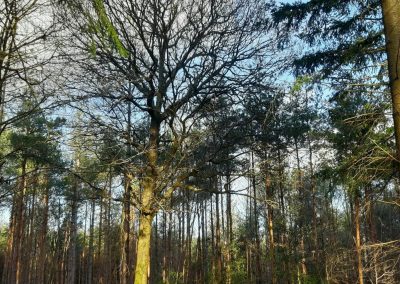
[0,0,399,283]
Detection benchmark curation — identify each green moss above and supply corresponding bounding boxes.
[92,0,129,58]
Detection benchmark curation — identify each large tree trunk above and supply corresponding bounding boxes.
[134,114,159,284]
[134,212,154,284]
[381,0,400,170]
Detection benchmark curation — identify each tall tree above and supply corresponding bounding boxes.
[271,0,400,174]
[381,0,400,169]
[59,0,276,282]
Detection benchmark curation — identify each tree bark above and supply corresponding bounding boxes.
[226,174,233,284]
[354,193,364,284]
[9,157,27,284]
[294,139,307,277]
[66,183,78,284]
[381,0,400,171]
[162,211,169,284]
[133,114,159,284]
[134,213,154,284]
[36,171,49,284]
[251,151,262,284]
[105,168,113,284]
[265,169,276,284]
[87,198,95,284]
[215,188,223,284]
[121,174,132,284]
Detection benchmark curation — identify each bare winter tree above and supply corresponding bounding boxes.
[58,0,278,282]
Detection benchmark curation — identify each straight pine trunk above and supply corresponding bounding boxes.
[10,157,27,284]
[87,199,95,284]
[295,140,307,277]
[308,135,318,263]
[97,196,103,283]
[162,211,169,284]
[277,150,289,283]
[355,194,364,284]
[36,172,50,284]
[66,177,78,284]
[2,190,16,283]
[215,190,223,283]
[25,182,36,283]
[251,151,262,283]
[265,170,276,284]
[381,0,400,172]
[105,169,113,284]
[121,175,131,284]
[226,174,233,284]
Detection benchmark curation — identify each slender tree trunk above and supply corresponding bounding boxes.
[354,193,364,284]
[196,205,202,283]
[215,189,223,284]
[97,196,103,283]
[184,191,192,284]
[162,211,169,284]
[202,198,208,283]
[26,181,36,283]
[381,0,400,171]
[168,208,173,281]
[265,168,276,284]
[121,175,132,284]
[81,201,88,284]
[67,173,79,284]
[57,199,64,284]
[105,167,113,284]
[277,149,289,283]
[36,172,49,284]
[153,214,159,284]
[294,139,307,277]
[122,100,133,284]
[2,189,16,283]
[251,151,262,283]
[178,192,185,277]
[87,198,95,284]
[365,186,378,283]
[226,174,233,284]
[9,157,27,284]
[308,135,318,258]
[129,196,137,284]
